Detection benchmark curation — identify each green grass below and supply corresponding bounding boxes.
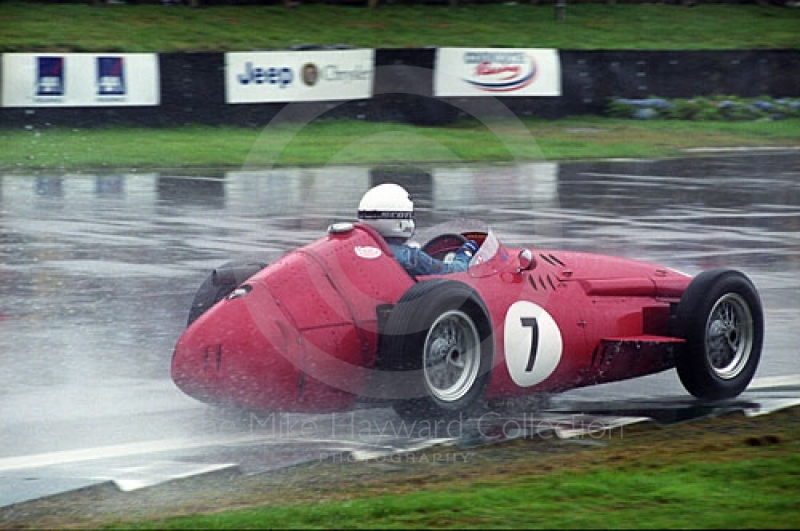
[6,407,798,529]
[3,2,798,171]
[3,117,799,170]
[110,453,800,529]
[1,2,799,52]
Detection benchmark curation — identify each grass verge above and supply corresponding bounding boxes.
[125,455,800,529]
[2,2,799,52]
[3,406,799,529]
[2,117,799,171]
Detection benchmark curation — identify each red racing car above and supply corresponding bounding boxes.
[171,220,764,419]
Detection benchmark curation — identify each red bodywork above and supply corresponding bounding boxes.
[172,223,692,412]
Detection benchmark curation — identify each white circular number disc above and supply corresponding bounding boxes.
[504,301,563,388]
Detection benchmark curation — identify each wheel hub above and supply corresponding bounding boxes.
[429,337,452,364]
[705,293,754,380]
[423,310,481,403]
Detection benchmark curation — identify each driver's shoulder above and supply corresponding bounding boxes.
[385,240,410,259]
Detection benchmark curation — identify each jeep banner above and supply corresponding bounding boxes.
[434,48,561,97]
[1,53,160,107]
[225,49,374,104]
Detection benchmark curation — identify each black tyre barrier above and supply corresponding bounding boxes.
[2,49,797,127]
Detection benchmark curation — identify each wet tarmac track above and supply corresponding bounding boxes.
[1,151,799,508]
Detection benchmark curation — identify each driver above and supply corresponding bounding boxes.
[357,183,478,276]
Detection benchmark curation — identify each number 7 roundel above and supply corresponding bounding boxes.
[503,301,563,387]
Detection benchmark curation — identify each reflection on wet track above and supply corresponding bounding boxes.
[1,152,799,508]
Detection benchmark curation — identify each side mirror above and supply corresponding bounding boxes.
[518,249,536,272]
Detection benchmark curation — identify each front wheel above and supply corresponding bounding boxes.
[379,279,494,420]
[186,260,267,326]
[674,269,764,400]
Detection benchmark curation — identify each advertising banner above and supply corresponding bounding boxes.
[434,48,561,97]
[1,53,160,107]
[225,49,374,104]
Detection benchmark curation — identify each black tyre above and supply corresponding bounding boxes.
[674,268,764,400]
[186,260,267,326]
[379,279,494,420]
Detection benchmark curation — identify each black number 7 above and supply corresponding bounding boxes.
[521,317,539,372]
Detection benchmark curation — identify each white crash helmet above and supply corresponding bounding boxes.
[357,183,415,240]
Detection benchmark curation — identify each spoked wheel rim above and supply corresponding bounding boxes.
[423,309,481,403]
[704,293,754,380]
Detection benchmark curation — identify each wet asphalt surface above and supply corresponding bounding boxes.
[0,151,799,507]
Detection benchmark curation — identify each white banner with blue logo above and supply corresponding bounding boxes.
[1,53,160,107]
[225,49,374,104]
[434,48,561,97]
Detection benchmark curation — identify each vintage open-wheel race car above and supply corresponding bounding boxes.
[172,219,763,420]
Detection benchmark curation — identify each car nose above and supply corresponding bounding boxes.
[171,283,305,412]
[172,280,363,413]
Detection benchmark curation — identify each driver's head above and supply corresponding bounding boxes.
[357,183,415,241]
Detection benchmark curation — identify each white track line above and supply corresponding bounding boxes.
[3,375,797,473]
[749,374,800,390]
[0,433,269,473]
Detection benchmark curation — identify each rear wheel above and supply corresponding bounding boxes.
[674,269,763,400]
[379,279,494,420]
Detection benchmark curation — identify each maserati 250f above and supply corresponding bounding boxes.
[172,220,763,419]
